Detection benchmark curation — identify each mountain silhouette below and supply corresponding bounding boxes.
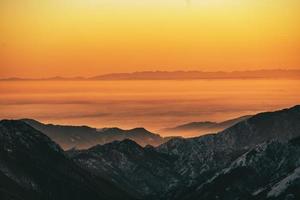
[21,119,166,149]
[2,69,300,81]
[1,105,300,200]
[69,105,300,200]
[160,115,251,136]
[0,120,136,200]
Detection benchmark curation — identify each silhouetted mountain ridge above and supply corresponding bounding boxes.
[1,105,300,200]
[69,105,300,200]
[68,139,180,200]
[0,120,136,200]
[161,115,252,136]
[2,69,300,81]
[21,119,167,149]
[90,70,300,80]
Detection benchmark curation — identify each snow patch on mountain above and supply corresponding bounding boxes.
[267,167,300,197]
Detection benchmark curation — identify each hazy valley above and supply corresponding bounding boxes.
[1,78,299,134]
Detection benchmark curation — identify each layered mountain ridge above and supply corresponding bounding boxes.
[67,139,180,200]
[1,105,299,200]
[69,105,300,200]
[21,119,168,149]
[160,115,252,136]
[0,120,136,200]
[4,69,300,81]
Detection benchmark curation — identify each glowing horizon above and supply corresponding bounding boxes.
[1,1,300,133]
[1,0,299,78]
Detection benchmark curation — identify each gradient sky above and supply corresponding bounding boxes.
[1,0,299,78]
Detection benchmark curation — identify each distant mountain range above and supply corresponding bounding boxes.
[1,105,300,200]
[21,119,171,149]
[160,115,252,137]
[2,69,300,81]
[21,115,251,149]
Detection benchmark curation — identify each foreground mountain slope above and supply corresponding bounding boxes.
[69,105,300,200]
[2,105,297,200]
[158,105,300,198]
[158,105,300,175]
[68,139,181,200]
[216,105,300,149]
[182,137,300,200]
[22,119,165,149]
[0,171,28,200]
[161,115,251,136]
[0,120,135,200]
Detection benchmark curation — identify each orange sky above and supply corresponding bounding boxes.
[0,0,300,78]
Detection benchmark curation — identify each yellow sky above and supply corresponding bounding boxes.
[0,0,299,78]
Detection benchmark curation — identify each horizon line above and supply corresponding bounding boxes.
[1,68,300,81]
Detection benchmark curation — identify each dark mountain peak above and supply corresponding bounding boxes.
[285,104,300,111]
[20,118,43,125]
[102,127,156,136]
[98,127,164,146]
[0,120,135,200]
[249,104,300,121]
[126,127,160,138]
[106,139,143,151]
[128,127,149,133]
[22,118,96,131]
[90,139,143,154]
[101,127,124,133]
[0,119,63,154]
[2,119,34,128]
[216,105,300,150]
[70,140,179,199]
[115,139,142,147]
[1,119,25,126]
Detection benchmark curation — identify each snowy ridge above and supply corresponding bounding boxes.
[267,167,300,197]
